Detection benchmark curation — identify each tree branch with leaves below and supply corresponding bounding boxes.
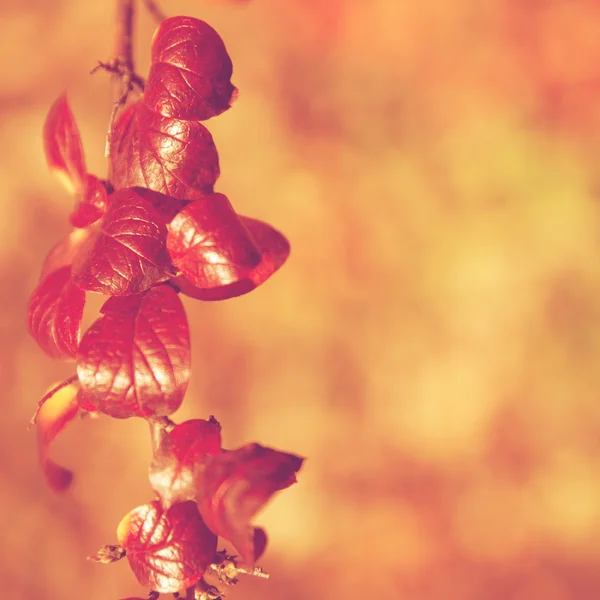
[27,3,302,599]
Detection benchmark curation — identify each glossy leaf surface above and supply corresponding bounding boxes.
[166,194,261,291]
[171,216,290,301]
[145,16,236,121]
[130,187,186,226]
[195,443,304,563]
[149,418,222,509]
[110,101,220,201]
[117,501,217,594]
[27,265,85,359]
[72,188,174,296]
[43,95,86,194]
[77,285,190,419]
[37,380,80,491]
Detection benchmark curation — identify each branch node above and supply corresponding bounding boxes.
[207,551,270,585]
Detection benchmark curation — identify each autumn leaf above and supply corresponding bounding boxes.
[149,418,222,509]
[110,101,220,201]
[117,501,217,594]
[72,188,175,296]
[144,16,236,121]
[69,174,109,228]
[40,228,94,281]
[43,95,86,194]
[130,187,186,226]
[36,380,80,491]
[166,193,261,291]
[170,216,289,301]
[77,285,190,419]
[27,265,85,360]
[195,443,304,564]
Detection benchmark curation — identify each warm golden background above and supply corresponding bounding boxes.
[2,0,600,598]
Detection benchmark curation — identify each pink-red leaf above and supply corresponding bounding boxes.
[110,101,220,201]
[117,501,217,594]
[43,95,86,194]
[40,228,94,281]
[149,418,222,509]
[170,216,289,301]
[195,443,304,564]
[72,188,174,296]
[166,194,261,292]
[241,217,290,286]
[76,285,190,419]
[131,187,186,226]
[144,16,236,121]
[27,265,85,359]
[36,380,80,491]
[69,174,109,228]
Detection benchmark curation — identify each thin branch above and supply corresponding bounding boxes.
[142,0,167,23]
[102,0,139,158]
[115,0,134,74]
[29,374,79,428]
[207,551,270,585]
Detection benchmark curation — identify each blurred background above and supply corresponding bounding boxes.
[2,0,600,598]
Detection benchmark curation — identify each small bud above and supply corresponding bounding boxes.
[88,544,126,564]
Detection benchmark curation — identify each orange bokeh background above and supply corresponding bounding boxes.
[2,1,600,598]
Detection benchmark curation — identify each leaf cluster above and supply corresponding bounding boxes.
[28,15,302,598]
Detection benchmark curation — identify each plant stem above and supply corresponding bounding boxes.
[115,0,135,73]
[142,0,167,23]
[104,0,137,157]
[148,416,176,453]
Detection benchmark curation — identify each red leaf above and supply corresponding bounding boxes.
[110,101,220,201]
[40,228,94,281]
[241,216,290,286]
[117,501,217,594]
[149,418,222,509]
[36,380,80,491]
[27,265,85,359]
[144,16,236,121]
[76,388,98,413]
[166,193,261,291]
[69,174,109,228]
[72,188,175,296]
[76,285,190,419]
[131,187,186,226]
[170,216,289,301]
[195,443,304,563]
[43,95,86,194]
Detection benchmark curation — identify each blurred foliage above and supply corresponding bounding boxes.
[1,1,600,599]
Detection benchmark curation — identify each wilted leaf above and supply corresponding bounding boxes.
[117,501,217,594]
[110,101,220,201]
[43,95,86,194]
[72,188,174,296]
[166,194,261,292]
[70,174,109,228]
[150,418,222,509]
[36,380,80,491]
[27,265,85,359]
[77,284,190,419]
[195,443,304,563]
[170,216,289,301]
[144,16,236,121]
